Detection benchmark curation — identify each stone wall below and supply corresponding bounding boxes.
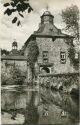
[39,73,79,92]
[36,37,75,74]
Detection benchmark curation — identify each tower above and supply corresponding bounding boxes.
[12,40,18,50]
[10,40,19,55]
[41,11,54,24]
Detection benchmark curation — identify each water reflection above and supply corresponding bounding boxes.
[1,85,79,124]
[2,89,29,110]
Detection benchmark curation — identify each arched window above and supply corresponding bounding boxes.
[41,67,50,74]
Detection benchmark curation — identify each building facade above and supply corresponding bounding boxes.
[1,41,28,85]
[22,11,79,87]
[1,11,79,87]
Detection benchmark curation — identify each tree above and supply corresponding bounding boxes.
[61,5,79,69]
[61,5,79,41]
[1,49,9,55]
[24,40,39,125]
[11,67,26,85]
[3,0,33,26]
[27,40,39,84]
[1,67,26,85]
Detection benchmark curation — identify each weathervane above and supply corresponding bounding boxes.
[46,5,49,11]
[14,39,16,42]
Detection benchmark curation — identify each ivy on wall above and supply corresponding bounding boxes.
[68,46,79,69]
[64,37,79,69]
[60,74,79,87]
[40,73,79,91]
[27,39,39,77]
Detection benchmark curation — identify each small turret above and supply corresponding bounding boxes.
[41,11,54,24]
[9,40,19,55]
[12,40,18,50]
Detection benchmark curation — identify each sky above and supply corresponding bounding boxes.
[0,0,80,51]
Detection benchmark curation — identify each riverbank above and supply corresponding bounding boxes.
[1,112,24,124]
[1,85,79,125]
[2,103,77,125]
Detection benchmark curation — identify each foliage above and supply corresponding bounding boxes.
[27,40,39,77]
[1,73,8,85]
[1,67,26,85]
[24,40,39,123]
[56,74,79,88]
[11,67,26,85]
[24,40,39,124]
[3,0,33,26]
[61,5,79,40]
[68,46,79,68]
[47,74,79,88]
[1,49,9,55]
[62,75,79,87]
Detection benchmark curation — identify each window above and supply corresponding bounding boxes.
[41,67,50,74]
[60,52,66,64]
[43,58,48,63]
[75,53,78,59]
[43,51,48,63]
[43,51,48,58]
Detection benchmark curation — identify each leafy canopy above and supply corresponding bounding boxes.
[61,5,79,39]
[4,0,33,26]
[1,67,26,85]
[1,49,9,55]
[27,40,39,75]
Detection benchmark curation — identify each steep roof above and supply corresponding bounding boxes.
[33,23,73,38]
[33,10,73,38]
[22,11,74,53]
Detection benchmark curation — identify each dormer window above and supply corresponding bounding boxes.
[43,51,48,63]
[60,52,66,64]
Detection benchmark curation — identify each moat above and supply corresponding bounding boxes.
[1,85,79,125]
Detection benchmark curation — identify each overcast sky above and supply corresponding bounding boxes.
[0,0,80,50]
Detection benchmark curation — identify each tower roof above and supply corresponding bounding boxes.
[41,11,54,18]
[12,40,17,47]
[23,10,74,52]
[43,11,51,16]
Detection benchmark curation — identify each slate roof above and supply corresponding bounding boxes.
[1,48,27,61]
[22,21,74,53]
[23,11,74,49]
[1,55,27,61]
[33,23,73,38]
